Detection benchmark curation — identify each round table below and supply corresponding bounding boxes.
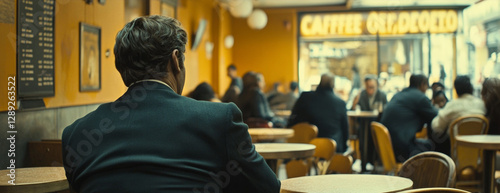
[0,167,69,193]
[455,135,500,193]
[280,174,413,193]
[255,143,316,174]
[249,128,294,142]
[347,110,379,172]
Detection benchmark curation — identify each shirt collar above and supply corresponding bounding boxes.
[129,79,174,91]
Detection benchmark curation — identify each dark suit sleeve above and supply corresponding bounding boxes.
[224,103,281,193]
[417,96,438,126]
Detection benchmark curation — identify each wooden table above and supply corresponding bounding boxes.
[0,167,69,193]
[280,174,413,193]
[455,135,500,193]
[255,143,316,174]
[347,110,379,172]
[249,128,294,142]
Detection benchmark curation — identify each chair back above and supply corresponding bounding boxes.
[288,123,318,143]
[371,122,398,174]
[399,187,471,193]
[285,159,308,178]
[398,151,456,188]
[448,115,488,181]
[327,154,353,174]
[309,138,336,175]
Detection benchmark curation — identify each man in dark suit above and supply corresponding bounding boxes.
[287,73,349,153]
[62,16,280,193]
[380,74,438,162]
[221,64,243,103]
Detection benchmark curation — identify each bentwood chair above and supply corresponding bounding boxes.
[285,159,309,178]
[309,138,337,175]
[448,115,489,191]
[398,151,456,188]
[371,122,401,174]
[399,187,471,193]
[287,123,318,143]
[327,154,353,174]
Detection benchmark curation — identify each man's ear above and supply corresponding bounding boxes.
[170,49,181,74]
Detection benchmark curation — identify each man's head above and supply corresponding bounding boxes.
[318,73,335,90]
[454,76,473,97]
[227,64,237,78]
[242,71,264,91]
[431,82,445,92]
[409,74,429,93]
[114,15,187,94]
[364,75,378,96]
[290,81,298,92]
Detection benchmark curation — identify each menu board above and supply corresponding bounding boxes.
[17,0,55,98]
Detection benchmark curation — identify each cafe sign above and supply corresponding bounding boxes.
[300,10,458,37]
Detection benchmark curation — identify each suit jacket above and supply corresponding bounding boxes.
[380,87,438,161]
[62,81,280,193]
[357,90,388,111]
[287,87,349,152]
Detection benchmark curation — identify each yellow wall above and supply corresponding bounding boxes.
[231,9,298,92]
[0,2,16,111]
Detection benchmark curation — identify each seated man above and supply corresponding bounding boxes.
[62,16,280,193]
[432,76,486,137]
[431,76,485,155]
[287,73,349,153]
[380,74,438,161]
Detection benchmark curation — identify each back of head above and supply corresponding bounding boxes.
[114,15,187,86]
[364,74,378,83]
[482,78,500,109]
[189,82,216,101]
[431,82,445,91]
[227,64,237,71]
[318,73,335,90]
[409,74,428,88]
[454,76,473,97]
[242,71,260,91]
[290,81,298,92]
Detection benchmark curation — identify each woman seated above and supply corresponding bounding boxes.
[482,78,500,134]
[187,82,221,102]
[236,71,284,128]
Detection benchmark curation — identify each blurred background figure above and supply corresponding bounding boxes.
[431,90,448,109]
[269,81,299,110]
[431,82,445,93]
[187,82,221,102]
[481,78,500,135]
[351,74,387,112]
[237,71,285,128]
[266,82,284,102]
[221,64,242,103]
[288,73,349,153]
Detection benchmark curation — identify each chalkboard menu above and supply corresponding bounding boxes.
[17,0,55,98]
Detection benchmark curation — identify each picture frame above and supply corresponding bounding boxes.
[79,22,101,92]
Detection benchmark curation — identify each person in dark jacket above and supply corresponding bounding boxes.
[380,74,438,162]
[482,77,500,135]
[287,73,349,153]
[188,82,220,102]
[62,15,280,193]
[221,64,243,103]
[236,71,284,127]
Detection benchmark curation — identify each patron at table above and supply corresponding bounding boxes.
[481,77,500,135]
[62,15,280,193]
[287,73,349,153]
[380,74,438,161]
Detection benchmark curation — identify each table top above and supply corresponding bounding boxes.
[255,143,315,160]
[280,174,413,193]
[455,135,500,150]
[249,128,294,141]
[0,167,69,193]
[347,110,379,118]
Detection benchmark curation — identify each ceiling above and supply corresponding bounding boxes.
[233,0,478,8]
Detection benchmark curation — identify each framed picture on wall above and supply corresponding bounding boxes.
[79,23,101,92]
[161,0,177,18]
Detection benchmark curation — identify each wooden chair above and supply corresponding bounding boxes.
[309,138,336,175]
[285,159,309,178]
[327,154,353,174]
[398,151,456,188]
[371,122,400,174]
[448,115,488,190]
[399,187,471,193]
[287,123,318,143]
